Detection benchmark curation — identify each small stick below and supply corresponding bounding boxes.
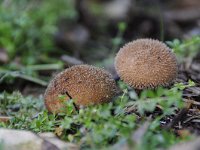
[166,103,191,129]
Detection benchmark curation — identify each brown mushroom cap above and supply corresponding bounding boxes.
[115,39,178,89]
[44,65,117,113]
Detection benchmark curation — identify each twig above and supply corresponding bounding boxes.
[61,55,83,66]
[183,98,200,106]
[166,103,191,129]
[183,115,200,124]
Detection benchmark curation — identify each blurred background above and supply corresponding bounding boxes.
[0,0,199,94]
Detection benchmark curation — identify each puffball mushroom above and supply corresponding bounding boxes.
[44,65,117,113]
[115,39,178,89]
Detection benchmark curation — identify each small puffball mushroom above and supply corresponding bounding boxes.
[115,39,178,89]
[44,65,117,113]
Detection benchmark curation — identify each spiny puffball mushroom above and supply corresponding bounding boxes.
[44,65,117,113]
[115,38,178,89]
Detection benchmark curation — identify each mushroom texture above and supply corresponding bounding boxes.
[44,65,117,113]
[115,39,178,89]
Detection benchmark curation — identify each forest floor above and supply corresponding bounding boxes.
[0,0,200,150]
